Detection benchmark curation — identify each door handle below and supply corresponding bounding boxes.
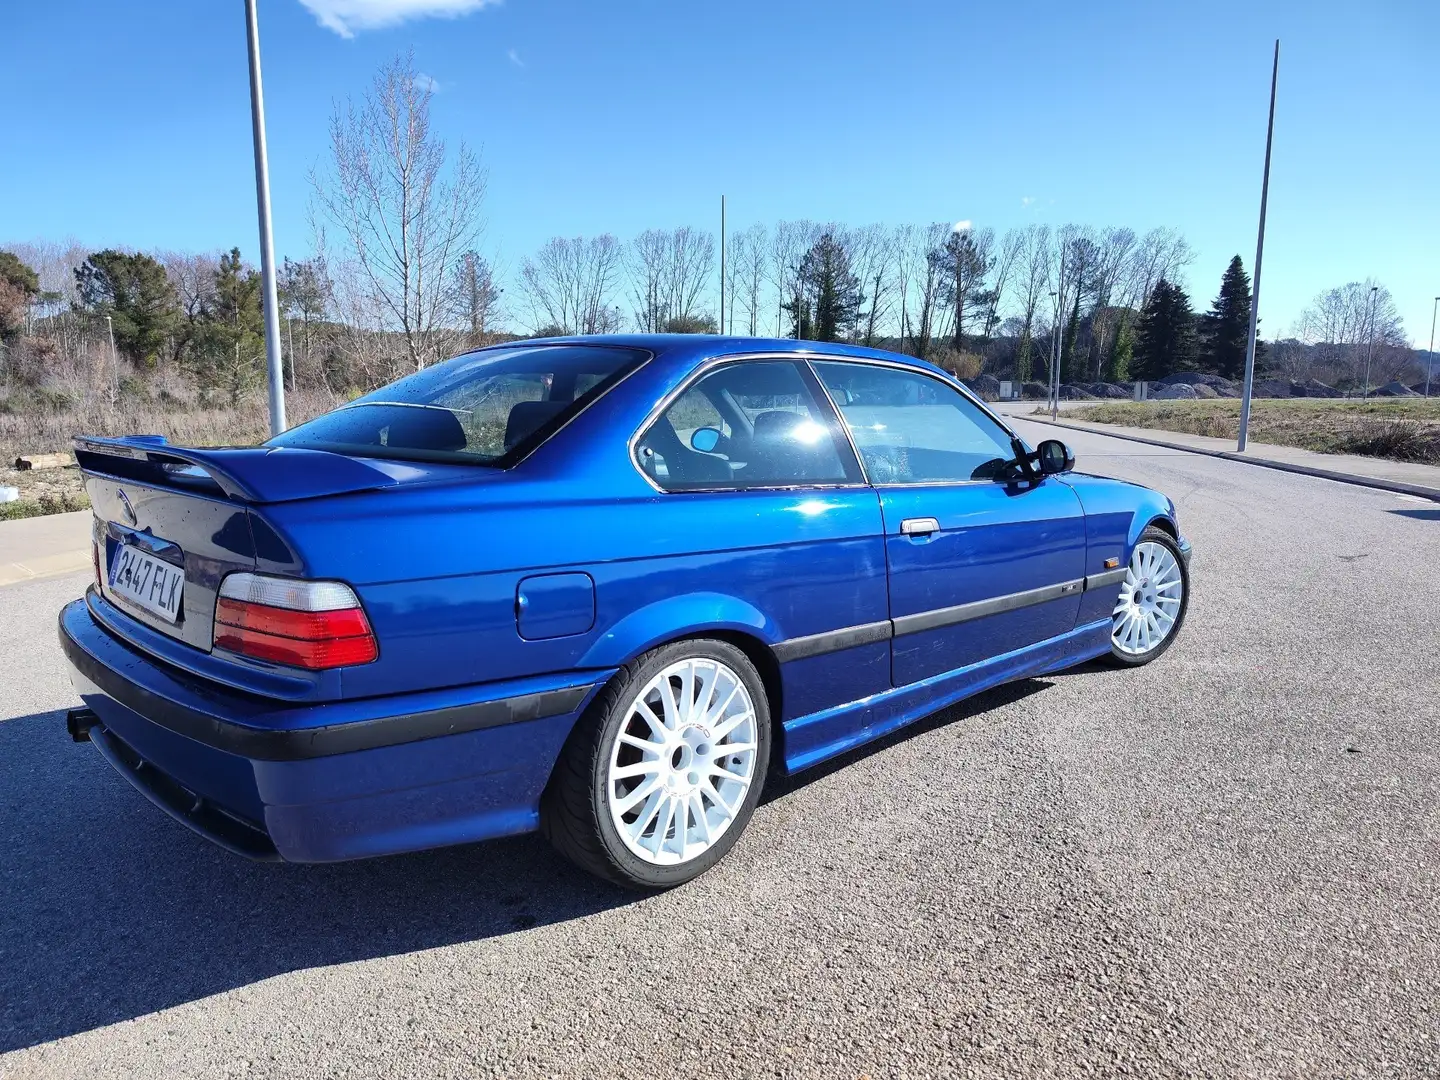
[900,517,940,536]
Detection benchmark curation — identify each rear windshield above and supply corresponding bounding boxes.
[268,344,648,466]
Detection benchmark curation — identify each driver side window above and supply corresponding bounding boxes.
[811,362,1015,484]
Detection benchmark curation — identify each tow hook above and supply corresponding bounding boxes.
[66,708,99,743]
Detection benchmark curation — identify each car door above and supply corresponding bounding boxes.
[631,358,892,724]
[811,360,1087,688]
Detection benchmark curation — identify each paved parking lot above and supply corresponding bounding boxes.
[2,422,1437,1079]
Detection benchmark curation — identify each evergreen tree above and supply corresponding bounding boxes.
[1132,278,1196,381]
[1198,255,1253,380]
[1107,316,1135,382]
[1015,333,1034,383]
[0,250,41,342]
[74,250,179,367]
[939,230,992,352]
[785,232,864,342]
[1060,293,1082,383]
[193,249,264,405]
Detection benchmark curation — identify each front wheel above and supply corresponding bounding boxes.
[1108,526,1189,666]
[541,639,772,889]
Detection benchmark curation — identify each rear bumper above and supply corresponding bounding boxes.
[58,595,610,862]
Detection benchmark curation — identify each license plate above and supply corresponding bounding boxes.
[108,542,185,623]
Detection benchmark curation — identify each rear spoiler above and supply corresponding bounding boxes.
[72,435,404,504]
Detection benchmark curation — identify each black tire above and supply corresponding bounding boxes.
[1106,525,1190,667]
[540,638,772,890]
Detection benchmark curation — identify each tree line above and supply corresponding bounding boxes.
[1,51,1425,405]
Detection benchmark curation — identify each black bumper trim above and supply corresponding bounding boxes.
[59,605,592,762]
[90,725,281,860]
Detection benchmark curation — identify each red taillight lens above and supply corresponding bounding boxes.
[213,575,377,670]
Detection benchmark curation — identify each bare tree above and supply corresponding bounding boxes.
[627,227,716,332]
[846,224,896,346]
[520,235,625,334]
[1294,280,1410,384]
[1086,227,1138,379]
[160,250,221,369]
[1122,227,1195,313]
[736,224,768,336]
[1012,225,1053,382]
[311,51,486,371]
[981,227,1024,344]
[768,221,818,338]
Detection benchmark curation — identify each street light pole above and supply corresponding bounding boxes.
[1425,296,1438,398]
[1238,39,1279,453]
[244,0,287,436]
[719,195,726,336]
[1362,284,1378,399]
[104,314,118,408]
[1049,288,1062,421]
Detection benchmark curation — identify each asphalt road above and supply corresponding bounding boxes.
[2,422,1437,1079]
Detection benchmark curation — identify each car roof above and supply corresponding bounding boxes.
[508,334,955,380]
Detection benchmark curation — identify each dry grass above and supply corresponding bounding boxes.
[0,384,345,520]
[1071,398,1440,465]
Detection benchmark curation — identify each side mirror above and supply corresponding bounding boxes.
[689,427,722,453]
[1036,439,1075,475]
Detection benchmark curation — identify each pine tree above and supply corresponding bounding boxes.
[193,249,265,405]
[1198,255,1253,380]
[940,230,991,352]
[1132,279,1196,381]
[74,250,179,367]
[786,232,864,342]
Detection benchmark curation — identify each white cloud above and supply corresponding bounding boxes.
[1020,196,1035,207]
[953,219,972,232]
[298,0,502,38]
[507,47,524,67]
[414,72,440,93]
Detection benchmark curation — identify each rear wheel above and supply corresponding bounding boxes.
[541,639,771,889]
[1108,526,1188,666]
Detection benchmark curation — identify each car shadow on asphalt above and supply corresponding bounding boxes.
[1389,507,1440,520]
[761,675,1063,803]
[0,708,641,1053]
[0,670,1101,1052]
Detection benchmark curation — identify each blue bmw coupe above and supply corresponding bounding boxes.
[60,336,1190,888]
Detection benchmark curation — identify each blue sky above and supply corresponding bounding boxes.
[3,0,1437,343]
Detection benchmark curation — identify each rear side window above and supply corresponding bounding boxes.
[812,361,1014,483]
[637,360,861,491]
[269,345,648,466]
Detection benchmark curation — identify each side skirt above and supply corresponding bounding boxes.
[780,618,1113,773]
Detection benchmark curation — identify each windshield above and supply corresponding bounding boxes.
[268,344,649,466]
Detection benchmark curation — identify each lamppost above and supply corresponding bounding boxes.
[103,314,118,407]
[1426,296,1438,398]
[1362,284,1378,399]
[245,0,286,435]
[1048,290,1059,418]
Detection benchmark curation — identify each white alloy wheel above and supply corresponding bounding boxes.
[606,657,758,866]
[1112,540,1184,657]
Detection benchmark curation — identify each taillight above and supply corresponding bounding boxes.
[213,573,377,670]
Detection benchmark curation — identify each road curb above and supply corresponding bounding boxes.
[1017,415,1440,503]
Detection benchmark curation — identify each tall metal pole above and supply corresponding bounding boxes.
[245,0,287,435]
[1426,296,1438,398]
[719,195,726,336]
[104,314,118,408]
[1237,40,1279,453]
[1362,284,1378,399]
